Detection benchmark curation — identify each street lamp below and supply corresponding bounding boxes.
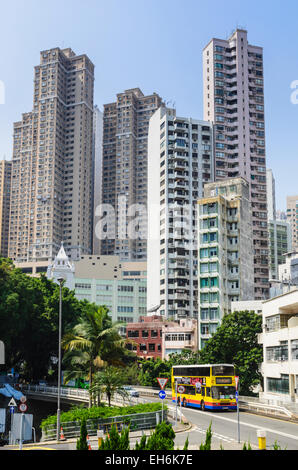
[56,277,64,442]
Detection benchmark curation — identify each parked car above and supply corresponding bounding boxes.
[123,386,139,397]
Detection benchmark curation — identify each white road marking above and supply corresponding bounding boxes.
[184,409,298,442]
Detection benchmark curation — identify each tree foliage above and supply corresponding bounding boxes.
[0,258,84,380]
[76,418,89,450]
[98,424,130,451]
[90,367,128,407]
[134,422,175,451]
[199,310,263,395]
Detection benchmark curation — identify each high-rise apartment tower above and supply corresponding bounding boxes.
[8,48,94,265]
[147,106,214,319]
[0,160,12,257]
[203,29,269,299]
[97,88,163,261]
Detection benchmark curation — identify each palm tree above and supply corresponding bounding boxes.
[62,305,127,407]
[90,367,128,407]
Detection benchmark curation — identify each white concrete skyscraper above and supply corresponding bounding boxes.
[147,106,214,319]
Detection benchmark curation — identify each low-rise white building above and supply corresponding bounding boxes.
[258,290,298,404]
[162,318,198,360]
[231,300,263,315]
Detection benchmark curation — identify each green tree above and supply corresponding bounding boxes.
[76,418,89,450]
[199,311,263,395]
[90,367,128,407]
[0,258,83,380]
[134,422,175,451]
[138,357,171,387]
[62,306,128,406]
[99,424,130,450]
[199,423,212,450]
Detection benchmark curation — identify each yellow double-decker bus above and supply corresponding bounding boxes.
[172,364,237,411]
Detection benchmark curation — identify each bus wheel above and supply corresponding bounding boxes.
[201,401,206,411]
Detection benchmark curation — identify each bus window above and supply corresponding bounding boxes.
[206,387,211,397]
[201,387,205,397]
[211,386,235,400]
[212,365,234,377]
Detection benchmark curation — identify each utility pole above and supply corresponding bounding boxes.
[56,277,64,442]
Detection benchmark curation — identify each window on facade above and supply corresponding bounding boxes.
[267,375,289,395]
[201,309,209,320]
[128,330,139,338]
[291,340,298,361]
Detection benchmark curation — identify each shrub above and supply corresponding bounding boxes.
[76,418,88,450]
[99,424,130,451]
[41,402,163,431]
[199,423,212,450]
[134,422,175,451]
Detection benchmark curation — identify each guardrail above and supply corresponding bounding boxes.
[21,384,89,402]
[21,385,296,421]
[41,409,167,442]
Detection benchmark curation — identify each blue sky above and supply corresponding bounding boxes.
[0,0,298,210]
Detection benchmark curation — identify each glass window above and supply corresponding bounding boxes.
[209,247,218,257]
[201,308,209,320]
[211,386,236,399]
[200,293,209,304]
[291,340,298,360]
[200,248,209,258]
[267,375,289,395]
[212,365,235,376]
[200,263,209,273]
[210,277,219,288]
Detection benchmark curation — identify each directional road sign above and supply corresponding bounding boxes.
[159,390,166,400]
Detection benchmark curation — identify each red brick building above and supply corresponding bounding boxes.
[126,316,177,359]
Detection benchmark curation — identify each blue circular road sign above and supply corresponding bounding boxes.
[159,390,166,400]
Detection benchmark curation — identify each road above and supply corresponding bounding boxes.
[148,396,298,450]
[175,407,298,450]
[2,396,298,451]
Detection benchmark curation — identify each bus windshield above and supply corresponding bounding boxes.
[211,386,236,399]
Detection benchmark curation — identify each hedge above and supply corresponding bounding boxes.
[40,402,164,430]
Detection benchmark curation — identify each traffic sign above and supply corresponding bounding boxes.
[9,406,15,415]
[235,376,239,391]
[157,378,168,390]
[19,403,28,413]
[20,396,27,404]
[159,390,166,400]
[177,385,185,394]
[8,398,17,408]
[235,391,239,403]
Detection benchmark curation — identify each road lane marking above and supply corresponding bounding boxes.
[183,409,298,442]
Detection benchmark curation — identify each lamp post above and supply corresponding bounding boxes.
[56,277,64,442]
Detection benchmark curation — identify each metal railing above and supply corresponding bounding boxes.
[21,384,90,402]
[41,409,167,442]
[21,384,296,421]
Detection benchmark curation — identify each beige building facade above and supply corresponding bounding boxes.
[203,29,269,300]
[0,160,12,257]
[9,47,95,265]
[97,88,163,261]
